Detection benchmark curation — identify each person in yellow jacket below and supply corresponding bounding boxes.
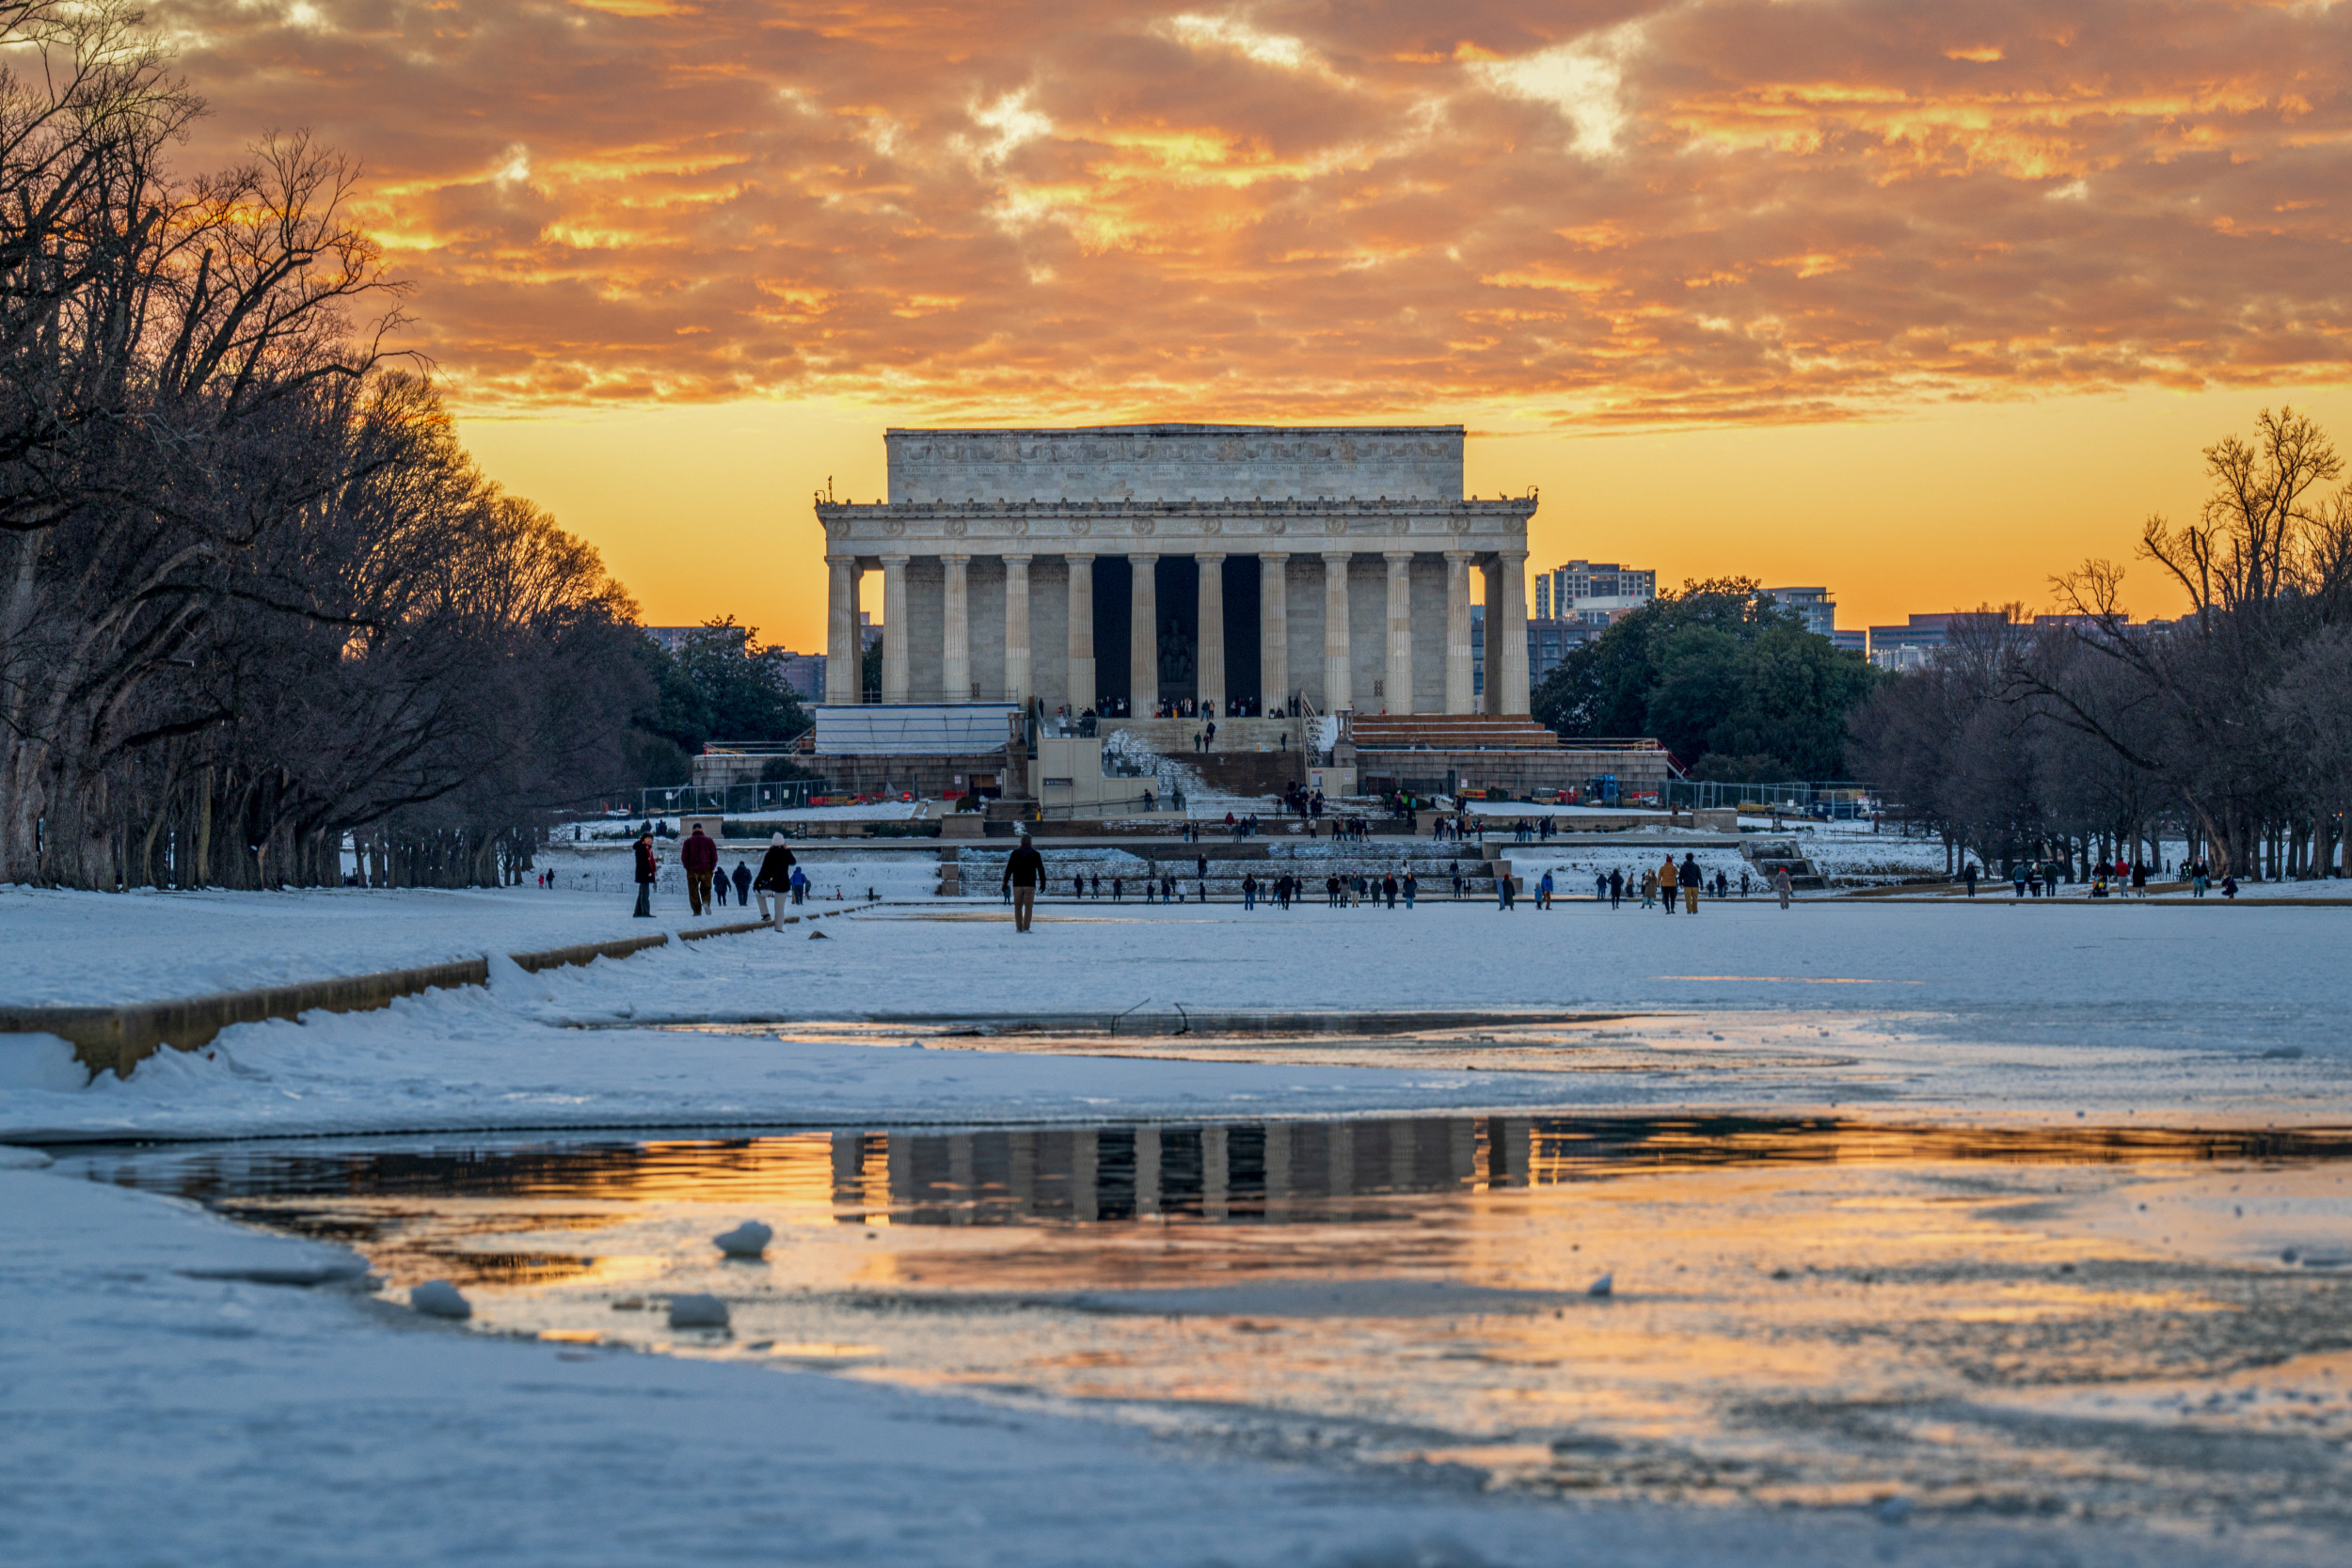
[1657,854,1679,914]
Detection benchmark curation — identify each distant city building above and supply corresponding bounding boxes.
[1866,610,2113,667]
[1864,612,1966,657]
[776,651,826,700]
[643,624,747,655]
[1870,643,1932,673]
[1831,628,1867,655]
[1471,610,1592,700]
[1537,560,1656,627]
[1761,585,1837,639]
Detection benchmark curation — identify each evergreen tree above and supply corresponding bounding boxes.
[1534,578,1878,779]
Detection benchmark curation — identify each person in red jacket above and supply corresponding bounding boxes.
[680,824,719,915]
[632,831,659,919]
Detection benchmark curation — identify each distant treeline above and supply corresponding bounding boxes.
[0,3,668,890]
[1851,409,2352,880]
[1534,579,1880,783]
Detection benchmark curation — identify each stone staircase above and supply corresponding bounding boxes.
[1741,839,1825,892]
[1350,714,1562,751]
[1181,751,1305,797]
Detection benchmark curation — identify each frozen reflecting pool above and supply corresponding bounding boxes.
[77,1115,2352,1546]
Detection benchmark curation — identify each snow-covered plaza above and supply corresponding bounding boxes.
[5,882,2350,1566]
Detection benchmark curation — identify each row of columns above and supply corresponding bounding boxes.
[826,550,1529,715]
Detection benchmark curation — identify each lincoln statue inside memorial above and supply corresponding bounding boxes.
[817,424,1538,719]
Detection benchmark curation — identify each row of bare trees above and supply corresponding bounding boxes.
[1852,408,2352,881]
[1,3,651,890]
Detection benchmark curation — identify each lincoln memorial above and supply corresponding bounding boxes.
[818,424,1536,720]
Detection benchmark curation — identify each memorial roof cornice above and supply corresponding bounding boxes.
[815,495,1537,549]
[882,422,1470,437]
[815,497,1536,517]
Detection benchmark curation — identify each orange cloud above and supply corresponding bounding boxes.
[148,0,2352,424]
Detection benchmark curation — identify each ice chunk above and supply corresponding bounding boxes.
[1587,1274,1613,1297]
[411,1280,471,1319]
[0,1145,56,1169]
[668,1293,729,1329]
[713,1221,772,1257]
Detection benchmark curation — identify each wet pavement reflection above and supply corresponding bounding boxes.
[78,1115,2352,1545]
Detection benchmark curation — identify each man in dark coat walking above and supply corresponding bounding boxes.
[732,859,754,908]
[681,824,719,915]
[753,833,796,927]
[632,831,659,918]
[1003,832,1045,932]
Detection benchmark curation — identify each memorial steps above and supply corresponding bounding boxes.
[945,838,1527,899]
[1348,714,1564,752]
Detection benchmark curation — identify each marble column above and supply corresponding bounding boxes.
[1066,554,1095,713]
[941,554,970,702]
[1481,555,1503,716]
[1321,550,1353,711]
[1444,550,1474,715]
[825,554,859,704]
[1129,552,1158,716]
[1382,551,1414,715]
[1002,554,1032,708]
[1494,548,1532,717]
[880,553,910,704]
[1195,554,1225,718]
[1258,552,1289,715]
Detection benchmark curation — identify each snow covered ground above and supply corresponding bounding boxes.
[7,886,2350,1564]
[0,851,927,1007]
[5,898,2345,1141]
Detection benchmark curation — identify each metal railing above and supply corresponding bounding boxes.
[700,731,814,754]
[1660,779,1877,815]
[636,779,821,818]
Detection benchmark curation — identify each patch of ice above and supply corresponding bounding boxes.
[713,1222,772,1258]
[411,1280,471,1319]
[668,1292,729,1329]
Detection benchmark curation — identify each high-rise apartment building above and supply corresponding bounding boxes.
[1538,560,1657,626]
[1760,585,1837,638]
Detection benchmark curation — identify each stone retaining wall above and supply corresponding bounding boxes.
[2,906,876,1079]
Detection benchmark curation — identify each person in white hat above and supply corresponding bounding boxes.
[753,833,797,927]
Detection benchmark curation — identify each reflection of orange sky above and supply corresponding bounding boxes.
[139,0,2352,646]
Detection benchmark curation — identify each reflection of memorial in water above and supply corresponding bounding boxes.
[106,1116,2352,1233]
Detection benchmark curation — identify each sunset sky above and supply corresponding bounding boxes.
[151,0,2352,648]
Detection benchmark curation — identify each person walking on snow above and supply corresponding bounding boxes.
[1773,865,1793,909]
[1680,852,1702,913]
[732,859,753,909]
[1657,854,1679,913]
[632,830,659,918]
[681,824,719,915]
[752,833,796,927]
[1610,867,1624,909]
[1003,832,1045,932]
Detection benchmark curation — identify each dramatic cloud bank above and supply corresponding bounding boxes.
[152,0,2352,422]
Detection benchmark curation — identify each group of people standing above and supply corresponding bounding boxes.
[1585,856,1788,911]
[634,826,808,927]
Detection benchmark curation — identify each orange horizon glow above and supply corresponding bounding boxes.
[142,0,2352,649]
